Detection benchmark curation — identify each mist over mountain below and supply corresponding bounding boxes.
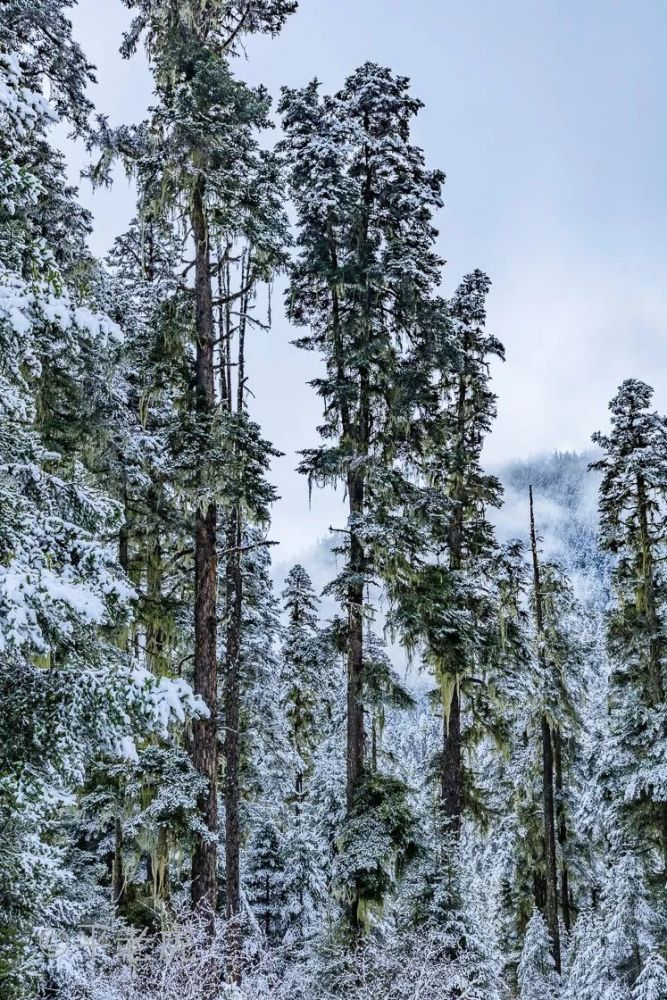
[278,450,609,618]
[495,451,610,609]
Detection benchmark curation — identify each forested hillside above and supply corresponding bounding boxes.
[1,3,666,999]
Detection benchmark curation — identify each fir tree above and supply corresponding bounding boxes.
[601,852,662,989]
[391,271,508,843]
[92,216,197,918]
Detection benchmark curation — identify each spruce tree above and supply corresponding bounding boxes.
[392,271,507,840]
[509,493,585,973]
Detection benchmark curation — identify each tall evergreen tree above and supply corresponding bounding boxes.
[280,62,450,928]
[591,380,667,870]
[0,8,204,995]
[393,271,507,841]
[84,215,205,923]
[528,487,561,971]
[92,3,296,968]
[430,270,504,836]
[280,565,327,807]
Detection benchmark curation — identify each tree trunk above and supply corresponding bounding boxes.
[441,684,462,837]
[224,505,243,983]
[190,178,219,922]
[345,468,366,935]
[636,473,667,866]
[541,716,561,970]
[530,486,561,973]
[346,470,365,806]
[554,730,571,933]
[153,826,171,906]
[112,815,125,909]
[440,340,468,839]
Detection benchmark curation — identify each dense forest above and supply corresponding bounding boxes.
[1,2,666,998]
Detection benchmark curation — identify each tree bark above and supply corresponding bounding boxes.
[190,177,219,922]
[441,684,462,837]
[540,716,560,970]
[636,472,667,867]
[440,333,468,839]
[224,504,243,983]
[346,468,366,807]
[112,815,125,909]
[530,486,561,973]
[223,291,249,982]
[554,730,571,933]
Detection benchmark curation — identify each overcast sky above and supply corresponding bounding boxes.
[62,0,667,561]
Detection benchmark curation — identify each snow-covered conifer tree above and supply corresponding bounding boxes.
[518,909,561,1000]
[632,952,667,1000]
[280,61,451,931]
[93,3,296,977]
[592,381,667,869]
[0,7,204,994]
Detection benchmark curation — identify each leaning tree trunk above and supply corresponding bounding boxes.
[530,486,561,973]
[190,177,219,922]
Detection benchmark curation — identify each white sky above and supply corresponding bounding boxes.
[61,0,667,563]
